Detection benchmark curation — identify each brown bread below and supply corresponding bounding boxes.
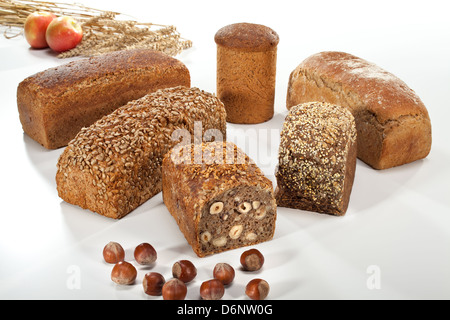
[162,141,277,257]
[18,49,190,149]
[275,101,357,216]
[286,51,431,169]
[56,87,226,219]
[215,23,279,124]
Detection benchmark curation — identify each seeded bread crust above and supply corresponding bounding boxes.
[56,87,226,219]
[286,51,432,169]
[215,23,279,124]
[275,102,357,216]
[17,49,190,149]
[162,142,277,257]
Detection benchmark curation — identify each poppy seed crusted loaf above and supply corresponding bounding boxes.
[275,101,357,216]
[56,86,227,219]
[18,49,190,149]
[286,51,432,169]
[162,141,277,257]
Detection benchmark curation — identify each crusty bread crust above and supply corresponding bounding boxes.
[18,49,190,149]
[214,22,279,52]
[56,87,226,219]
[286,51,432,169]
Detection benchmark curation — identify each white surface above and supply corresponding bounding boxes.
[1,0,449,300]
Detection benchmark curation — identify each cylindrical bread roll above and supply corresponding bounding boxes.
[286,51,432,169]
[56,87,226,219]
[18,49,190,149]
[275,101,357,216]
[215,23,279,124]
[162,141,277,257]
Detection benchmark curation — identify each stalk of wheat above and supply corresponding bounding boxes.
[0,0,192,58]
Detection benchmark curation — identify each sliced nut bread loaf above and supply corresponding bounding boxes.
[162,141,277,257]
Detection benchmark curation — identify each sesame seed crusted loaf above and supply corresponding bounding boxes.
[162,141,277,257]
[275,101,357,216]
[286,51,432,169]
[56,86,227,219]
[18,48,190,149]
[215,23,279,124]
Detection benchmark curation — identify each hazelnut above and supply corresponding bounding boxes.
[200,279,225,300]
[245,278,270,300]
[210,202,224,214]
[134,242,157,265]
[103,241,125,264]
[212,236,227,247]
[240,248,264,271]
[254,206,267,220]
[213,263,235,285]
[200,231,212,244]
[111,261,137,285]
[238,202,252,214]
[172,260,197,283]
[162,278,187,300]
[143,272,165,296]
[252,201,261,210]
[245,232,258,242]
[229,225,243,239]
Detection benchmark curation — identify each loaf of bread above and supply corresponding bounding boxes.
[56,86,227,219]
[162,141,277,257]
[215,23,279,124]
[286,51,432,170]
[275,101,357,216]
[18,49,190,149]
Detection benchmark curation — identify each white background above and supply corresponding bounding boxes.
[0,0,449,299]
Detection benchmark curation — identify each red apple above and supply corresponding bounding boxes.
[24,11,56,49]
[45,16,83,53]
